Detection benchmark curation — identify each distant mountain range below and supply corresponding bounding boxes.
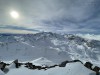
[0,32,100,65]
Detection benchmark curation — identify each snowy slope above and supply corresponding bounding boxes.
[5,62,96,75]
[0,32,100,65]
[0,70,4,75]
[77,34,100,41]
[30,57,55,66]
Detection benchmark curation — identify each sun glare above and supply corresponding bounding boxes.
[10,11,19,19]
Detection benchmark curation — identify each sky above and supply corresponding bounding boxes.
[0,0,100,34]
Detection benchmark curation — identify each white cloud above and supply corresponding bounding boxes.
[0,29,36,34]
[0,0,100,34]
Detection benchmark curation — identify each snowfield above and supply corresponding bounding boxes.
[0,61,96,75]
[0,32,100,65]
[0,32,100,75]
[30,57,55,66]
[0,70,4,75]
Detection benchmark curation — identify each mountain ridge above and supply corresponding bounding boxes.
[0,32,100,65]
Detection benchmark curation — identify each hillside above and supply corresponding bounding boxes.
[0,32,100,65]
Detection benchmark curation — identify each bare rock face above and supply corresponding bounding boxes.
[0,62,7,71]
[84,62,93,70]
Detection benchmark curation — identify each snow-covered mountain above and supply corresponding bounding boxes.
[30,57,55,66]
[0,32,100,65]
[4,62,95,75]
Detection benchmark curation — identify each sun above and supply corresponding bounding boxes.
[10,11,19,19]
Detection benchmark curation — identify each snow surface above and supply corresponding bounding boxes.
[30,57,55,66]
[6,62,16,69]
[77,34,100,41]
[0,32,100,65]
[5,62,96,75]
[0,32,99,75]
[0,70,4,75]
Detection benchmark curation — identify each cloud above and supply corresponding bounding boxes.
[0,0,100,34]
[31,0,100,22]
[0,25,40,32]
[0,29,36,34]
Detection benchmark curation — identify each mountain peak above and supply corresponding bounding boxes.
[0,32,100,65]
